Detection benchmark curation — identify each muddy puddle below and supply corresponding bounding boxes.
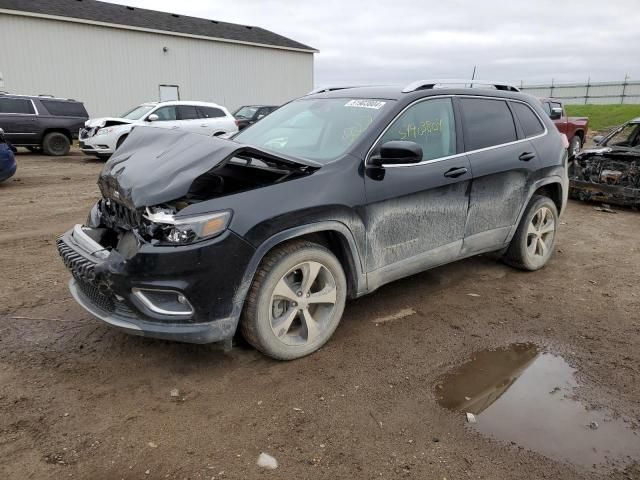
[435,343,640,471]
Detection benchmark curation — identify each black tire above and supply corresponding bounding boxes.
[569,135,582,158]
[116,134,128,150]
[504,195,559,271]
[42,132,70,156]
[240,240,347,360]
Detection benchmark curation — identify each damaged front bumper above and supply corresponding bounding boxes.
[57,224,255,344]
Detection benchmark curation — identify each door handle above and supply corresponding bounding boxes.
[444,167,468,178]
[519,152,536,161]
[200,124,208,127]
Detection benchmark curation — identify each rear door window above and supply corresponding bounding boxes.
[40,100,88,117]
[511,102,545,138]
[460,98,517,151]
[197,106,225,118]
[177,105,199,120]
[0,98,35,114]
[379,97,457,161]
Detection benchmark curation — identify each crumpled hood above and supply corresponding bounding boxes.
[85,117,135,128]
[98,126,320,209]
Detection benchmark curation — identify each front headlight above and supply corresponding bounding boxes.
[144,209,232,245]
[96,127,117,136]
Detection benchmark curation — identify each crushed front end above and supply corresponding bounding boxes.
[56,127,318,343]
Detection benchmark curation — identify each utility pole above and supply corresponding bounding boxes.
[585,76,591,105]
[621,74,629,105]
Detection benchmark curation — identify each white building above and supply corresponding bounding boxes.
[0,0,316,116]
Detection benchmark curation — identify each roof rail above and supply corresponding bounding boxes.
[306,85,361,95]
[38,94,54,98]
[402,79,520,93]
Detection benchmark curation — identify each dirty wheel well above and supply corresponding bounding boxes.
[533,183,562,214]
[266,231,358,298]
[574,130,584,142]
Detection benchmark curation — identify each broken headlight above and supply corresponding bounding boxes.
[144,209,232,245]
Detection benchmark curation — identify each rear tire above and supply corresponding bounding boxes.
[42,132,70,156]
[504,195,558,271]
[240,240,347,360]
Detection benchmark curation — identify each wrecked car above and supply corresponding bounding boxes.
[570,117,640,206]
[79,101,238,159]
[57,80,568,360]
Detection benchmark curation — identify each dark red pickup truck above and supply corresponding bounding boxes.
[540,99,589,157]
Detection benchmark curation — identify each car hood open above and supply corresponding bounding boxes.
[98,126,321,209]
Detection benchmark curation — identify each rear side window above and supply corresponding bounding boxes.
[0,98,35,114]
[41,100,88,117]
[460,98,517,151]
[380,97,457,161]
[197,106,225,118]
[511,102,545,138]
[177,105,199,120]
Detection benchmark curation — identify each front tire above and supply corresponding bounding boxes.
[42,132,70,156]
[504,195,558,271]
[240,241,347,360]
[569,135,582,158]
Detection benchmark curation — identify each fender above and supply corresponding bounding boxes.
[506,175,566,244]
[226,221,367,333]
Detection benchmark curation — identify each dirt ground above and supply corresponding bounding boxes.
[1,150,639,480]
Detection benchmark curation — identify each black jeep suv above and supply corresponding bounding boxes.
[57,80,568,360]
[0,93,88,156]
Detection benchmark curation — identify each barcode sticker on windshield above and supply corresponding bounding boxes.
[344,100,386,110]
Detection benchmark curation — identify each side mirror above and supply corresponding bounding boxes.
[147,114,159,122]
[593,135,604,145]
[550,107,563,120]
[369,140,423,166]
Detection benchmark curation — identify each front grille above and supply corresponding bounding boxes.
[80,127,96,139]
[99,199,143,230]
[56,238,97,284]
[57,236,140,319]
[76,277,115,312]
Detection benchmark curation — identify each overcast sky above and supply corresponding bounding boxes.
[107,0,639,87]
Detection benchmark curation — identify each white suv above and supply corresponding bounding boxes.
[79,101,238,159]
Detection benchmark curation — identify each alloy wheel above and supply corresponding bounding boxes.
[526,206,555,260]
[269,261,338,346]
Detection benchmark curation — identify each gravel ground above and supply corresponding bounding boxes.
[0,150,639,479]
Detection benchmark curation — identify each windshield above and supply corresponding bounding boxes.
[234,98,391,162]
[235,106,259,118]
[121,105,155,120]
[605,123,640,148]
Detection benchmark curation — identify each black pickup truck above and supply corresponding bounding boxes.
[0,93,89,156]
